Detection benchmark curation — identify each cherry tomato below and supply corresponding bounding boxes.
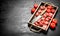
[45,18,49,21]
[40,6,45,10]
[35,12,40,17]
[46,9,51,13]
[34,3,38,9]
[45,17,51,21]
[51,9,55,13]
[39,21,43,27]
[43,13,48,18]
[38,9,42,13]
[31,8,36,14]
[47,5,52,9]
[34,22,39,26]
[44,21,48,25]
[50,22,56,29]
[52,19,57,24]
[48,13,53,17]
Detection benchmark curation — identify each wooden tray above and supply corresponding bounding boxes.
[28,2,58,32]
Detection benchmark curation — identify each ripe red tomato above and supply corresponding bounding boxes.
[31,8,36,14]
[38,9,42,13]
[48,13,53,17]
[34,22,39,26]
[45,18,49,21]
[47,5,52,9]
[35,12,40,17]
[46,9,51,13]
[45,17,51,21]
[40,6,45,10]
[51,9,55,13]
[34,3,38,9]
[43,13,49,18]
[44,21,48,25]
[52,19,57,24]
[39,21,43,27]
[50,22,56,29]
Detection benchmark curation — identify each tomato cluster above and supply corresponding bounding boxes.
[35,9,43,17]
[34,17,48,28]
[35,6,46,17]
[46,5,57,29]
[46,6,55,13]
[50,19,57,29]
[31,3,46,14]
[31,3,38,14]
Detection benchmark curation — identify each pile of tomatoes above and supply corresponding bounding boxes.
[31,3,57,29]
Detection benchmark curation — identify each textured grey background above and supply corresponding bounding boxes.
[0,0,60,36]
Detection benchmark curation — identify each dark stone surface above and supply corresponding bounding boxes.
[0,0,60,36]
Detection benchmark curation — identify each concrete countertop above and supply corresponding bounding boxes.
[1,0,60,36]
